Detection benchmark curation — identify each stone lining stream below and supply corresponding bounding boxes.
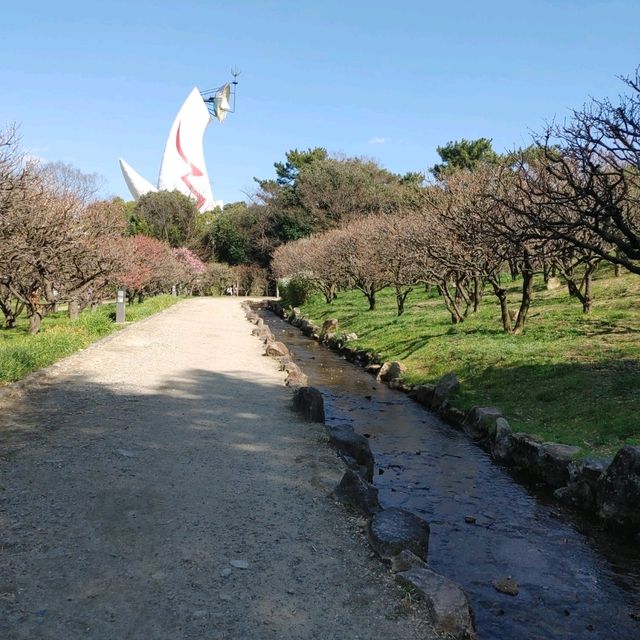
[262,311,640,640]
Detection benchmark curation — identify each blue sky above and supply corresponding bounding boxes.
[1,0,639,205]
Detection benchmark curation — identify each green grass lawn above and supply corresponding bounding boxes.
[0,295,182,386]
[293,268,640,457]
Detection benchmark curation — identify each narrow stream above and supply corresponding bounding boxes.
[263,311,640,640]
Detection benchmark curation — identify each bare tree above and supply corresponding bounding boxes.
[0,153,126,333]
[0,125,30,327]
[423,166,547,333]
[328,219,390,311]
[374,213,424,315]
[272,234,343,304]
[512,72,640,275]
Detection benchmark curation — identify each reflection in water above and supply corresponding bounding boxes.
[264,313,640,640]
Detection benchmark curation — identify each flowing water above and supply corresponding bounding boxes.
[263,312,640,640]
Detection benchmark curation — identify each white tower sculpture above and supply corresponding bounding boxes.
[119,81,233,212]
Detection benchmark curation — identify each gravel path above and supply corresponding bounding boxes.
[0,297,434,639]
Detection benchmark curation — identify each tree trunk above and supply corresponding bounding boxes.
[2,312,17,329]
[512,269,534,335]
[323,283,336,304]
[437,284,465,324]
[581,266,595,314]
[28,310,43,335]
[0,300,18,329]
[543,260,551,284]
[490,280,512,333]
[367,291,376,311]
[395,286,412,317]
[472,276,483,313]
[563,260,597,314]
[68,299,80,320]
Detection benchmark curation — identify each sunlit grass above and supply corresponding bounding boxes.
[294,267,640,456]
[0,295,182,385]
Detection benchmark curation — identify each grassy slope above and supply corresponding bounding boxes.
[0,295,182,386]
[296,269,640,456]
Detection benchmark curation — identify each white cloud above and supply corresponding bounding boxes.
[368,137,390,145]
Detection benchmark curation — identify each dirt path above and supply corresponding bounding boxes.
[0,297,433,639]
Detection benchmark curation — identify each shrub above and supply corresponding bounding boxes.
[279,274,315,306]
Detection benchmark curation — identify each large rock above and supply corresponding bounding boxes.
[292,387,325,423]
[555,457,610,512]
[265,341,290,358]
[320,318,339,340]
[410,384,435,407]
[597,446,640,531]
[508,432,543,475]
[365,363,382,376]
[327,334,344,350]
[396,567,475,639]
[490,418,514,463]
[252,325,274,343]
[285,366,309,388]
[327,425,374,482]
[368,508,429,560]
[332,469,380,516]
[432,372,460,409]
[300,318,319,337]
[377,361,406,383]
[537,442,581,489]
[438,402,466,426]
[463,406,503,446]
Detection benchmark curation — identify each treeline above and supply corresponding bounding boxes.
[0,129,262,335]
[3,70,637,336]
[267,72,639,334]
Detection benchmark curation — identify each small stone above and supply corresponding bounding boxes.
[464,516,476,524]
[493,577,519,596]
[229,559,249,569]
[220,567,232,577]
